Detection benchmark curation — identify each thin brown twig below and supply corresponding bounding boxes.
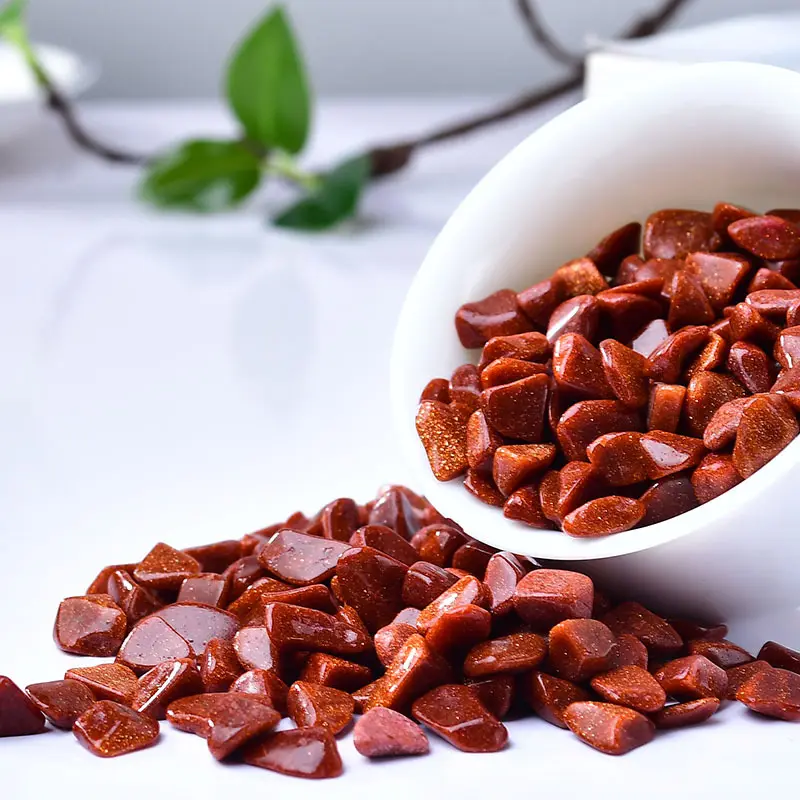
[515,0,582,67]
[44,88,147,166]
[369,0,693,176]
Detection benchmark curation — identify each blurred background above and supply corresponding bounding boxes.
[24,0,800,99]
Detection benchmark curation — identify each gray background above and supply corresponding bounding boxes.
[27,0,800,98]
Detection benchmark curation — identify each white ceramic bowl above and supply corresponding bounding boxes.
[391,62,800,650]
[0,42,97,147]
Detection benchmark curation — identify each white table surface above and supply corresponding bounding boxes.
[0,98,796,798]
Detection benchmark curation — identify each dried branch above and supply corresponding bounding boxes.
[44,86,146,166]
[369,0,693,177]
[515,0,582,67]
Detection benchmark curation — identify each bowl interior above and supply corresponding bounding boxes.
[391,61,800,560]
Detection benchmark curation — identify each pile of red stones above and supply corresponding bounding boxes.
[417,204,800,535]
[1,486,798,776]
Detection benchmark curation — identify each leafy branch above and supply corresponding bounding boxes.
[0,0,693,229]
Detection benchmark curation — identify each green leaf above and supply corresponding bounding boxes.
[273,154,370,231]
[0,0,25,32]
[226,6,310,154]
[140,139,262,213]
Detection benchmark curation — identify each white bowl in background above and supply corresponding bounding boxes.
[391,62,800,650]
[0,41,97,147]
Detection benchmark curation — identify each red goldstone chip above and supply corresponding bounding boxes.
[229,670,289,715]
[0,676,46,736]
[651,698,720,729]
[464,469,505,506]
[548,619,615,683]
[151,602,239,655]
[178,573,230,607]
[402,562,458,609]
[226,577,291,622]
[86,563,139,595]
[116,616,193,673]
[411,684,508,753]
[484,552,527,616]
[416,576,489,634]
[335,546,408,633]
[556,399,642,462]
[733,394,799,478]
[264,602,371,656]
[653,655,728,700]
[425,604,492,655]
[692,453,742,503]
[563,701,655,755]
[728,215,800,260]
[517,277,567,327]
[449,365,481,409]
[133,543,201,591]
[758,641,800,674]
[53,594,127,657]
[65,663,139,705]
[503,484,553,528]
[363,634,451,713]
[455,289,533,348]
[688,639,754,669]
[480,373,550,441]
[107,570,161,622]
[552,333,613,399]
[241,727,343,779]
[513,569,593,628]
[643,209,720,260]
[602,602,683,655]
[350,525,419,567]
[415,401,470,481]
[590,665,666,713]
[478,331,550,369]
[451,539,496,575]
[586,221,641,273]
[320,498,361,542]
[257,530,352,586]
[134,657,203,719]
[73,701,159,757]
[737,668,800,720]
[562,496,645,537]
[546,295,601,342]
[300,653,372,692]
[207,699,281,762]
[25,679,96,730]
[232,626,280,673]
[353,707,430,758]
[287,681,355,735]
[374,623,418,667]
[200,638,243,693]
[466,675,515,719]
[525,671,590,728]
[492,444,556,496]
[420,378,450,403]
[609,634,649,670]
[639,475,698,526]
[410,524,467,567]
[462,632,547,678]
[183,539,242,573]
[725,661,773,700]
[166,692,276,737]
[466,409,505,472]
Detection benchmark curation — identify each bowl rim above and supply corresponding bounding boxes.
[0,41,99,104]
[391,60,800,560]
